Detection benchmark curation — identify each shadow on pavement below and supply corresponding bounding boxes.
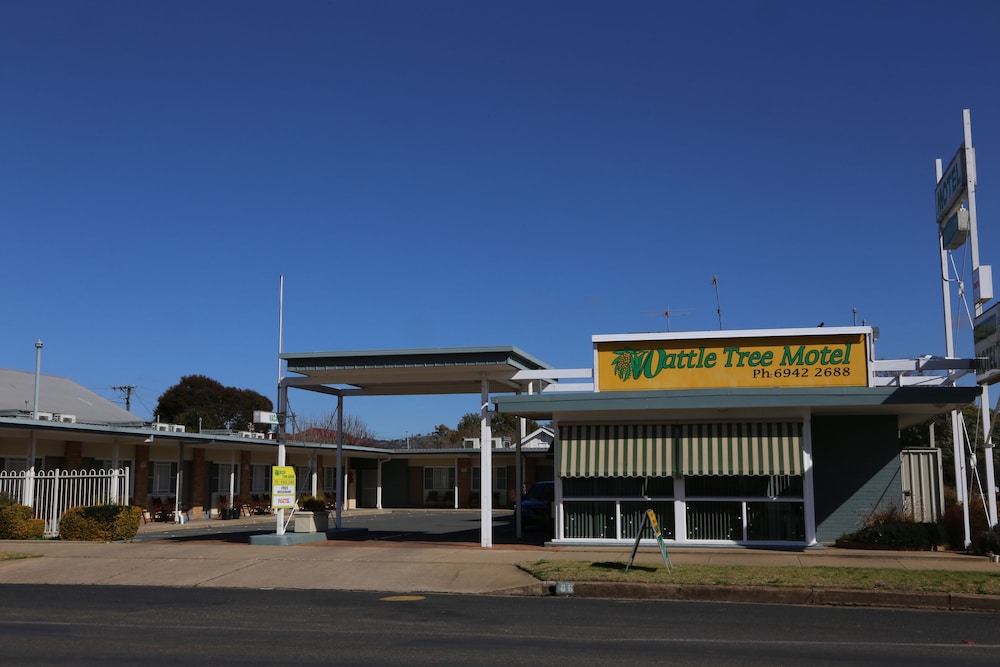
[160,511,553,547]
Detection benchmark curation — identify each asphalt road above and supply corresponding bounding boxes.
[1,584,996,666]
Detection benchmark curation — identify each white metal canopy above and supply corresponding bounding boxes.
[279,346,555,547]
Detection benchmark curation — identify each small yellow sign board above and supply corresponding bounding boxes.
[271,466,297,509]
[626,509,671,574]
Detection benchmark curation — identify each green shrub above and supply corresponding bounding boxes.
[975,524,1000,556]
[841,522,944,551]
[59,505,142,542]
[941,496,991,550]
[299,496,327,512]
[0,504,44,539]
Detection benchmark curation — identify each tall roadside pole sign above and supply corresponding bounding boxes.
[937,109,998,534]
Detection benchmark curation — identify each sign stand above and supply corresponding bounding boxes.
[625,509,671,574]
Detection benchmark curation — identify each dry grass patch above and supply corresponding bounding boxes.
[518,560,1000,595]
[0,552,42,562]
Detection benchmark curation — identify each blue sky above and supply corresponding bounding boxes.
[2,1,999,439]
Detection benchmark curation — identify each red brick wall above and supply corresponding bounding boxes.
[64,441,82,471]
[190,448,206,519]
[133,444,150,507]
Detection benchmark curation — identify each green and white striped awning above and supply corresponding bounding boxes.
[677,422,803,476]
[559,422,803,478]
[559,424,673,478]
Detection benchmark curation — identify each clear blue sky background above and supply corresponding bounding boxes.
[2,2,998,439]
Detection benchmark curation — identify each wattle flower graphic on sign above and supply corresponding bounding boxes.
[612,348,645,381]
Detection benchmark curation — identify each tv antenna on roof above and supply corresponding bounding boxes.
[643,305,691,332]
[662,305,690,332]
[712,275,723,330]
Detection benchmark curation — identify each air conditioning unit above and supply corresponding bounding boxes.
[36,411,54,421]
[150,422,186,433]
[54,414,77,423]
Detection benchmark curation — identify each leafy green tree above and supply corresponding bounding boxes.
[154,375,273,433]
[434,424,460,448]
[900,404,999,489]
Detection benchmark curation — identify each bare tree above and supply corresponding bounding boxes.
[291,410,377,446]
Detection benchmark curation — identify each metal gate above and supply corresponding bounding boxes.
[0,468,130,537]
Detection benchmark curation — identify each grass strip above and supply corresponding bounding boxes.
[0,552,42,562]
[518,560,1000,595]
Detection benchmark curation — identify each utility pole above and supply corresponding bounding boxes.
[112,385,135,412]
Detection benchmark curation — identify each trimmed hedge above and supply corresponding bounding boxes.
[0,503,45,540]
[58,505,142,542]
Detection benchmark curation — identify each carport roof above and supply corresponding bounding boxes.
[280,346,554,396]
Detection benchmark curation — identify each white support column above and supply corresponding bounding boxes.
[935,156,969,546]
[552,417,563,541]
[480,377,493,548]
[336,394,344,530]
[276,382,288,536]
[801,412,817,546]
[229,448,236,516]
[673,476,686,544]
[111,439,121,504]
[953,410,971,547]
[984,385,999,528]
[24,432,37,507]
[376,458,385,510]
[514,384,530,539]
[309,452,318,499]
[175,442,185,524]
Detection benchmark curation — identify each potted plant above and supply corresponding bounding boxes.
[294,496,329,533]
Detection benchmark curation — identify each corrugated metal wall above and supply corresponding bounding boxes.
[900,447,944,523]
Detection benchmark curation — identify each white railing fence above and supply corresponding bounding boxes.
[0,468,131,537]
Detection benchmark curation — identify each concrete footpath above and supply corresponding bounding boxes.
[0,511,998,612]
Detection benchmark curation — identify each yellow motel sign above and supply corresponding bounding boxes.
[596,332,869,391]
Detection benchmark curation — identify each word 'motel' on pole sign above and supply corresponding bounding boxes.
[935,146,968,224]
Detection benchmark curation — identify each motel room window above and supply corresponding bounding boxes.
[323,467,339,494]
[424,467,455,491]
[92,459,132,474]
[251,465,271,493]
[149,462,177,495]
[212,463,239,494]
[471,467,508,492]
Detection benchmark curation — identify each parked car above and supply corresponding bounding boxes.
[520,481,554,526]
